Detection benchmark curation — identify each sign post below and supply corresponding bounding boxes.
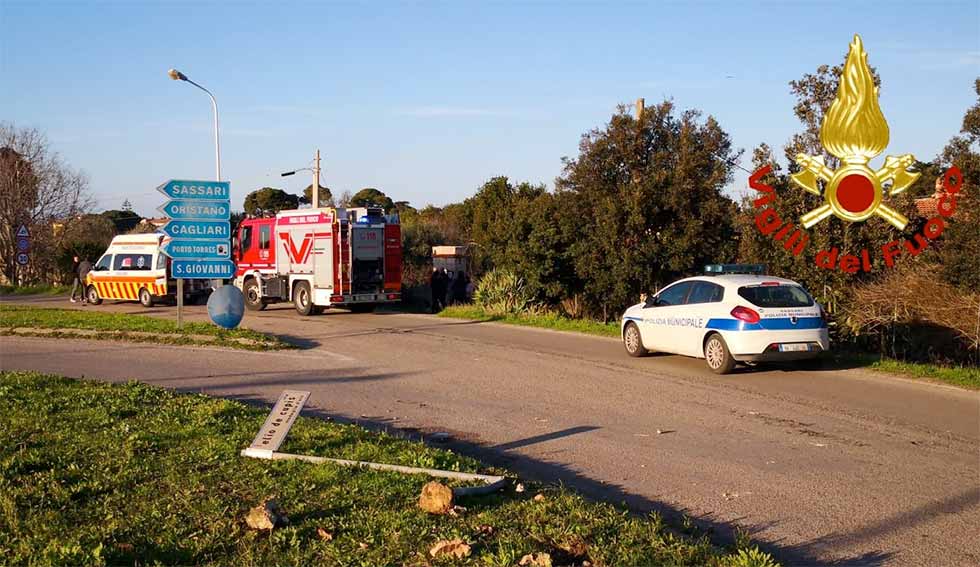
[157,180,231,328]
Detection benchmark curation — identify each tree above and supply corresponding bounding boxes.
[349,187,394,212]
[558,102,740,319]
[0,123,91,285]
[102,209,142,233]
[243,187,299,216]
[300,184,333,207]
[936,77,980,290]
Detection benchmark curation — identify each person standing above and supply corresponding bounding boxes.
[429,267,446,313]
[69,255,81,303]
[76,257,93,304]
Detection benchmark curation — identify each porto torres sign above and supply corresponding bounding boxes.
[748,35,963,274]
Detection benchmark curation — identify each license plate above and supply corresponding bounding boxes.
[779,343,810,352]
[356,294,372,302]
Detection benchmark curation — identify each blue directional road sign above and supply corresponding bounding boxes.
[172,259,236,279]
[162,239,230,260]
[162,219,230,240]
[157,180,230,201]
[159,199,230,221]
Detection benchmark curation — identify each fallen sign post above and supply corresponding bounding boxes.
[241,390,507,497]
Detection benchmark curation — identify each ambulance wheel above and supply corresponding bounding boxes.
[138,287,154,308]
[704,333,736,375]
[623,322,648,357]
[243,279,266,311]
[86,285,102,305]
[293,282,315,316]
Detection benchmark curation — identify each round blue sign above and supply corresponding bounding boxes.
[17,238,29,251]
[206,285,245,329]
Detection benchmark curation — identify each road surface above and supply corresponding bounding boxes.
[2,295,978,566]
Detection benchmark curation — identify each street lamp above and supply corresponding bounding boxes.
[168,68,221,181]
[281,149,323,208]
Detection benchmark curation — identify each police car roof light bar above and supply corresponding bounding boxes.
[704,264,767,275]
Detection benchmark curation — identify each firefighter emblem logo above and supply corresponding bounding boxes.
[791,35,920,230]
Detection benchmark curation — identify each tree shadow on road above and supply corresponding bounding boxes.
[217,391,897,566]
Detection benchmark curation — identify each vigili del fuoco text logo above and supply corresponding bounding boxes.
[748,34,963,274]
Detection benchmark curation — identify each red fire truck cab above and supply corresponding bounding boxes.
[232,206,402,315]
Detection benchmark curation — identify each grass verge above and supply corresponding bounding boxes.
[0,283,70,296]
[849,355,980,390]
[0,371,777,567]
[439,305,620,338]
[0,305,289,351]
[440,306,978,389]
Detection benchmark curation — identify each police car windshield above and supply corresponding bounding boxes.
[737,285,813,308]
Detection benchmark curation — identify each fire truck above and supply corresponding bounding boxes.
[232,206,401,315]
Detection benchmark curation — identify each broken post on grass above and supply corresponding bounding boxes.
[240,390,506,496]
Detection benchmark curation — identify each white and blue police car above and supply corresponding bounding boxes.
[621,265,829,374]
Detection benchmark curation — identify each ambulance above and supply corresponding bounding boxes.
[85,234,210,307]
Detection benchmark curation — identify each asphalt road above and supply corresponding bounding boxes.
[2,295,978,566]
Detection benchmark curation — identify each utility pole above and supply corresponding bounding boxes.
[313,149,321,209]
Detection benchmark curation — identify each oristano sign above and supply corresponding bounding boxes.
[749,34,963,274]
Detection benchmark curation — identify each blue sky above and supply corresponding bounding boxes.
[3,1,977,216]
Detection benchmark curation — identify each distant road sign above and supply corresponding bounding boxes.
[159,199,230,221]
[172,259,236,279]
[162,219,230,240]
[157,179,230,201]
[162,239,230,260]
[16,253,29,266]
[16,238,29,252]
[16,225,29,238]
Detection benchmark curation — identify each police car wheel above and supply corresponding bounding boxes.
[704,333,736,375]
[86,285,102,305]
[293,282,315,316]
[623,322,648,357]
[243,279,266,311]
[138,287,154,308]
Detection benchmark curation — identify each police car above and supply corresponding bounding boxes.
[621,265,829,374]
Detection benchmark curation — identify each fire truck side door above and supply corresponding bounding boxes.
[313,234,333,290]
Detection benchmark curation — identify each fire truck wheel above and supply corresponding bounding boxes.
[86,285,102,305]
[293,282,315,316]
[138,287,154,308]
[243,279,266,311]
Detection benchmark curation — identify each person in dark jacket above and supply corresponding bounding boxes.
[69,256,81,302]
[450,271,468,304]
[75,257,93,304]
[430,267,447,313]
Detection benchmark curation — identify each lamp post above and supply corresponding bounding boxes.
[168,68,221,181]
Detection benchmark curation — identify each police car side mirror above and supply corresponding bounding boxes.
[644,296,659,308]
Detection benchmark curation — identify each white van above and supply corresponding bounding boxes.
[85,234,210,307]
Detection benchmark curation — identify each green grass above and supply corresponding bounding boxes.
[0,284,70,296]
[859,356,980,389]
[0,305,289,351]
[439,305,621,338]
[0,372,776,567]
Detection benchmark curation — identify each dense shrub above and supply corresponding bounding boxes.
[842,265,979,365]
[474,269,534,316]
